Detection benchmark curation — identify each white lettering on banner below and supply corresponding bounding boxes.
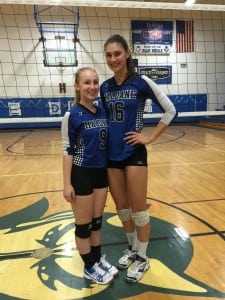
[49,102,61,115]
[68,101,74,111]
[134,44,171,54]
[8,102,21,116]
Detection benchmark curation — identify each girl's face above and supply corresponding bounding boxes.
[76,70,99,102]
[104,42,130,74]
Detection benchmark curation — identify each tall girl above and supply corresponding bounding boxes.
[100,35,177,283]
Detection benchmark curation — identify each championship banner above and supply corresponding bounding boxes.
[131,20,173,54]
[138,66,172,84]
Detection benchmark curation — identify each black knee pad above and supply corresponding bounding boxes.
[92,216,102,231]
[75,222,92,238]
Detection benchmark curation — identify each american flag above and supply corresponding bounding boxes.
[176,20,194,53]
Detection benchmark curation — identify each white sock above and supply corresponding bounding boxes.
[137,240,149,259]
[126,232,135,249]
[132,231,138,252]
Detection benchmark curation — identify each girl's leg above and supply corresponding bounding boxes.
[108,168,134,234]
[71,193,114,284]
[107,168,137,269]
[91,187,119,277]
[90,187,108,261]
[70,194,94,260]
[126,165,150,244]
[124,165,150,283]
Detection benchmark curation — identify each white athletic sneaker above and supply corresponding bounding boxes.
[98,255,119,276]
[125,255,149,283]
[117,249,137,270]
[84,262,113,285]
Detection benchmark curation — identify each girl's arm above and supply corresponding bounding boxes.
[125,76,177,146]
[63,155,75,202]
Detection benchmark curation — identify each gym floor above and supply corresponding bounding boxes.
[0,124,224,300]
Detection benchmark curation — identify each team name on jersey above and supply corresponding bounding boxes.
[104,89,137,101]
[84,119,107,129]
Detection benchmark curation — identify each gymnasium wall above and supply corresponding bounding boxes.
[0,4,224,128]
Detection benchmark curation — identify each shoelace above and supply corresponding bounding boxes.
[101,255,111,267]
[121,249,135,260]
[95,265,106,275]
[130,259,143,272]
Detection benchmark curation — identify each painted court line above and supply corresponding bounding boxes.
[150,160,225,167]
[1,171,61,177]
[165,133,225,153]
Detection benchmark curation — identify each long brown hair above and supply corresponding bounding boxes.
[104,34,136,79]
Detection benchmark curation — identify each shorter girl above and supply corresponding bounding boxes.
[61,67,118,285]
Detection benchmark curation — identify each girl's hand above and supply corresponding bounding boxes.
[124,131,151,146]
[63,185,76,202]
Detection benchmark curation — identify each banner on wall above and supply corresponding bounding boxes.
[0,98,73,119]
[138,66,172,84]
[131,20,173,54]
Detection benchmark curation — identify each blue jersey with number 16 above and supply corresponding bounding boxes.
[100,74,176,161]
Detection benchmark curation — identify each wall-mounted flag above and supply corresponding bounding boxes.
[176,20,194,53]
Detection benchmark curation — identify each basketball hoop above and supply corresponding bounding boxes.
[57,61,65,73]
[57,61,66,85]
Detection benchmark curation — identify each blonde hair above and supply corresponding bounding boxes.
[74,67,97,106]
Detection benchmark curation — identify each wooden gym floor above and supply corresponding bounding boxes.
[0,123,224,300]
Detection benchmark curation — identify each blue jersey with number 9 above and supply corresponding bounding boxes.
[61,100,108,168]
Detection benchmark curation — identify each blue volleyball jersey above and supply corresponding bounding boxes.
[61,101,108,168]
[100,74,176,161]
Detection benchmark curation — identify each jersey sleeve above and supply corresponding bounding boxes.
[142,75,177,125]
[61,111,76,156]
